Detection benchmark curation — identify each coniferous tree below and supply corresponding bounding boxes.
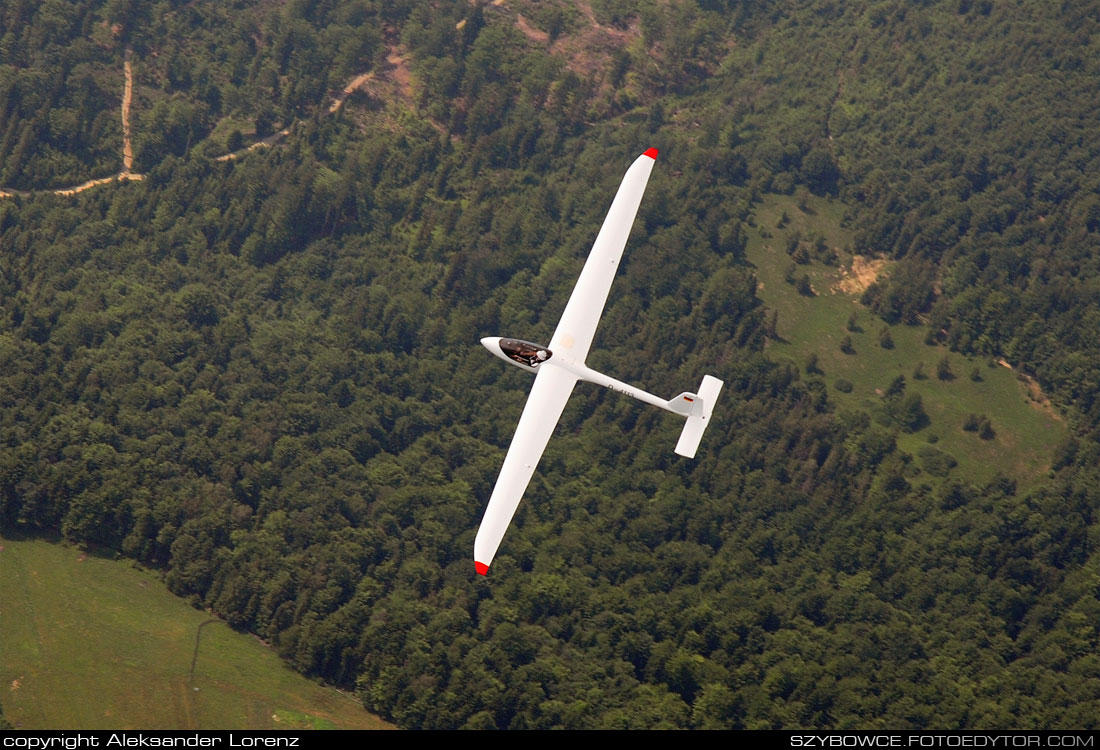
[805,352,821,374]
[937,356,953,380]
[884,375,906,400]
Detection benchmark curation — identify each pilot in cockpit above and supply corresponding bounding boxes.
[503,339,551,367]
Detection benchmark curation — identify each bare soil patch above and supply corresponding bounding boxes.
[835,255,889,295]
[384,46,414,103]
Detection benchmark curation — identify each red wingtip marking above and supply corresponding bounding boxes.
[475,561,490,576]
[643,147,659,160]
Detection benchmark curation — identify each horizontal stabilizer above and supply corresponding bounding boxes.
[674,375,723,458]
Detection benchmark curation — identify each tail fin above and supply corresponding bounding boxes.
[666,391,701,417]
[673,375,723,458]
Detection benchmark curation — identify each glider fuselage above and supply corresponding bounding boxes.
[481,335,681,416]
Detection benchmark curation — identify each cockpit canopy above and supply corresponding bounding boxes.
[499,338,552,369]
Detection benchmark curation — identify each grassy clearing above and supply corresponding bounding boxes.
[0,535,393,731]
[747,193,1066,490]
[204,116,256,148]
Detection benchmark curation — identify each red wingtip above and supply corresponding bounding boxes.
[643,147,659,160]
[475,561,490,576]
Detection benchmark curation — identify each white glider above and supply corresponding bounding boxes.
[474,148,723,575]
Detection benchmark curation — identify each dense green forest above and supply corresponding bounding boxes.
[1,0,1099,729]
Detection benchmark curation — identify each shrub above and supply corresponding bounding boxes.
[879,327,894,349]
[919,446,958,477]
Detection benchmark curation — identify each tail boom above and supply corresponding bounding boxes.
[561,361,723,458]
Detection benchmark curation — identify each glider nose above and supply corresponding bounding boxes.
[481,337,501,354]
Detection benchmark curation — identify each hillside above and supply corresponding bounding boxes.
[1,0,1098,730]
[747,191,1066,491]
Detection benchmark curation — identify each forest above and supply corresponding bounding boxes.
[1,0,1099,730]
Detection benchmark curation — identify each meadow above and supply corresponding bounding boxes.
[747,193,1066,491]
[0,535,392,730]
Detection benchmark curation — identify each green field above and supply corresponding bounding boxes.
[748,193,1066,490]
[0,536,393,731]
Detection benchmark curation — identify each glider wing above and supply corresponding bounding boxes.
[474,363,578,574]
[549,148,658,362]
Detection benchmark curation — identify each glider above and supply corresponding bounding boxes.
[474,148,723,576]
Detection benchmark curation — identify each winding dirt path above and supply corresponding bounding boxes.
[575,0,599,27]
[0,48,143,199]
[213,125,294,162]
[2,1,626,200]
[516,14,550,44]
[329,72,373,113]
[3,43,390,189]
[216,44,413,162]
[218,49,418,163]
